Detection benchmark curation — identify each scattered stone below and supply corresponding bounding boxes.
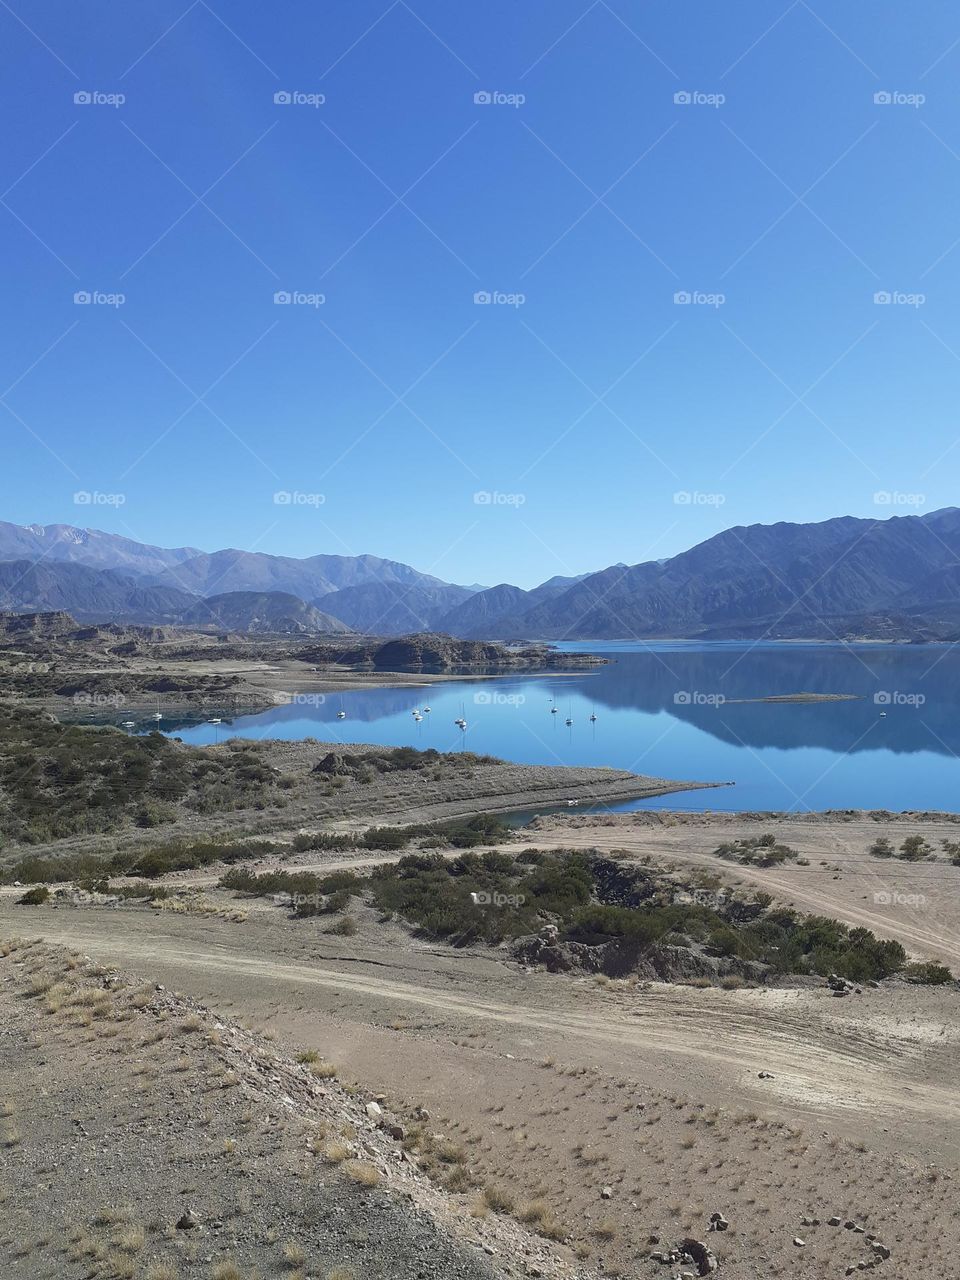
[681,1237,719,1275]
[601,1186,613,1199]
[757,1070,774,1079]
[176,1209,199,1230]
[828,1216,842,1227]
[793,1238,805,1247]
[708,1212,729,1232]
[365,1101,383,1122]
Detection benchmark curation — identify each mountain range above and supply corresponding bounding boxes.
[2,511,960,640]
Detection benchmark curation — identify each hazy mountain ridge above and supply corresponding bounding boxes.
[3,510,960,638]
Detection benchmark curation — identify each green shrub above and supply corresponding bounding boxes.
[17,884,49,905]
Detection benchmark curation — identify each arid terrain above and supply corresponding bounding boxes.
[3,805,958,1279]
[1,624,958,1278]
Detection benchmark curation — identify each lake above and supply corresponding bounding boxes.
[159,641,960,813]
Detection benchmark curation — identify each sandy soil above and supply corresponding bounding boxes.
[524,810,960,968]
[3,824,958,1279]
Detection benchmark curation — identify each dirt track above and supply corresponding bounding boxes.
[5,810,960,1277]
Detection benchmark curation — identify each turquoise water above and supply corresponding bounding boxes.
[152,641,960,813]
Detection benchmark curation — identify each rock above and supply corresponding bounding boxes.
[648,1233,661,1245]
[365,1101,383,1122]
[757,1070,774,1079]
[793,1238,805,1247]
[387,1123,406,1141]
[601,1186,613,1199]
[681,1237,719,1275]
[708,1212,729,1232]
[828,1216,842,1226]
[176,1209,199,1230]
[871,1243,890,1259]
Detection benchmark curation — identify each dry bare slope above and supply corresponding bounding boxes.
[0,937,588,1280]
[2,886,958,1279]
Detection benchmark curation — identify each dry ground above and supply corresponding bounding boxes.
[4,811,959,1279]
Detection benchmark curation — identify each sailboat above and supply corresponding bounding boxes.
[152,695,162,721]
[589,710,597,722]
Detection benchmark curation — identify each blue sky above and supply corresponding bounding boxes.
[3,1,960,587]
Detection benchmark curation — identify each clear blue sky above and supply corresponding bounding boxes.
[3,1,960,587]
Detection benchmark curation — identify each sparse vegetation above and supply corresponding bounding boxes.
[0,704,280,844]
[713,833,799,867]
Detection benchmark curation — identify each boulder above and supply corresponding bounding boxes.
[681,1238,719,1275]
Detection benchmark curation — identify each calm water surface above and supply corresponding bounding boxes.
[153,641,960,813]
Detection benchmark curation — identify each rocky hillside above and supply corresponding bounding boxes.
[312,634,606,669]
[0,938,584,1280]
[181,591,353,635]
